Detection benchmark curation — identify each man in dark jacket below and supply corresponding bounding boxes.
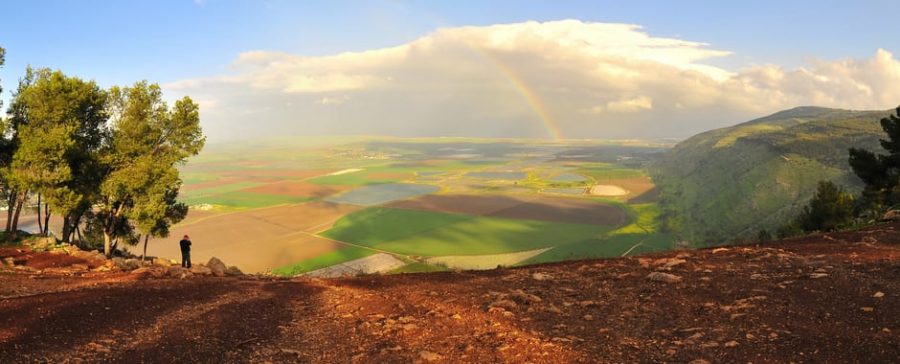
[179,235,192,268]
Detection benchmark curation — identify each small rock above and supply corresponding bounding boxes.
[873,291,885,298]
[450,313,462,320]
[419,351,443,362]
[809,273,829,279]
[861,307,875,312]
[724,340,739,348]
[531,272,553,281]
[508,289,542,304]
[711,248,729,254]
[647,272,683,283]
[583,314,594,321]
[489,299,518,311]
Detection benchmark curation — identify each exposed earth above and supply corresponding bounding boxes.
[1,223,898,363]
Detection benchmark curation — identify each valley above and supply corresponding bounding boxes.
[141,138,674,275]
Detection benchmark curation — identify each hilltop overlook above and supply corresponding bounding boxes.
[1,222,898,363]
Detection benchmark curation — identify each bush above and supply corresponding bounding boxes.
[795,181,855,233]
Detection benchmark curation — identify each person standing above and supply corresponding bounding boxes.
[180,234,192,268]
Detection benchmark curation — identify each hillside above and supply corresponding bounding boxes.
[654,106,892,245]
[1,223,898,363]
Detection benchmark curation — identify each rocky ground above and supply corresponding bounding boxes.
[1,224,898,363]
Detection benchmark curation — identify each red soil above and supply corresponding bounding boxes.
[1,223,898,363]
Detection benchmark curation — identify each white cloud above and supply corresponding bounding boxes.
[316,95,349,105]
[589,96,654,113]
[165,20,900,141]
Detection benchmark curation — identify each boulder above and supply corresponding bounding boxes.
[133,266,166,278]
[70,250,108,268]
[207,257,227,277]
[225,266,244,276]
[167,266,188,277]
[153,258,172,268]
[881,210,900,222]
[123,258,141,271]
[191,265,213,275]
[647,272,683,284]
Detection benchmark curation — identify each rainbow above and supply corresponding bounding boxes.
[477,50,564,141]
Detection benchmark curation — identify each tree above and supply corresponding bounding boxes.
[128,162,188,261]
[97,82,204,256]
[794,181,855,233]
[849,106,900,209]
[3,68,108,240]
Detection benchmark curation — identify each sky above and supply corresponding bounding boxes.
[1,0,900,141]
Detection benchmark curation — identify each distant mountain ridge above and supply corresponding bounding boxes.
[654,106,893,244]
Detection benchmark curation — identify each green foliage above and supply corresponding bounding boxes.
[849,106,900,209]
[4,68,109,239]
[788,181,855,233]
[97,82,205,255]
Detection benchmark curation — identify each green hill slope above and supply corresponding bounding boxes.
[654,106,891,245]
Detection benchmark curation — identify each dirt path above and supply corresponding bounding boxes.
[1,223,899,363]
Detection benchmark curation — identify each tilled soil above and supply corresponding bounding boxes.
[1,224,899,363]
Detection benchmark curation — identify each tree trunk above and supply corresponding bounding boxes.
[103,231,112,257]
[10,190,28,239]
[36,194,42,236]
[141,234,149,263]
[5,189,16,234]
[62,215,71,243]
[42,203,51,236]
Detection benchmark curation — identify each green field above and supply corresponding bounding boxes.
[271,246,376,276]
[175,137,679,275]
[322,207,613,256]
[181,191,312,208]
[522,203,675,264]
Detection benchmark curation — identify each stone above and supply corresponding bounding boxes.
[647,272,683,283]
[881,210,900,221]
[167,266,188,277]
[418,351,443,362]
[508,289,542,304]
[123,259,141,271]
[191,265,213,275]
[809,273,829,279]
[873,291,885,298]
[131,267,153,275]
[153,258,172,268]
[724,340,739,348]
[489,299,518,311]
[225,266,244,276]
[531,272,553,281]
[207,257,227,277]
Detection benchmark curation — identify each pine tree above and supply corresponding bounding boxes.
[849,106,900,209]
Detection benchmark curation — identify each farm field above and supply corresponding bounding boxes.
[140,137,675,275]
